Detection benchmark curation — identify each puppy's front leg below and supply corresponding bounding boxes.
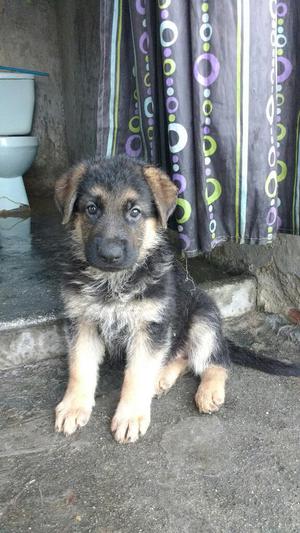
[55,321,105,435]
[111,328,166,444]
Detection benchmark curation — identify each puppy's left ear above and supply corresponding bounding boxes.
[143,165,178,228]
[55,162,87,224]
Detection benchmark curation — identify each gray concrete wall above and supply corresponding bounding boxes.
[209,235,300,315]
[0,0,69,195]
[56,0,100,164]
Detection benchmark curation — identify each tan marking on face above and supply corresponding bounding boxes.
[55,321,105,436]
[195,365,228,414]
[138,217,161,260]
[90,184,109,202]
[155,355,189,396]
[117,187,140,205]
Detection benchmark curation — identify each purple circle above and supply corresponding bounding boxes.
[166,77,173,86]
[147,87,151,95]
[203,126,210,134]
[125,134,142,157]
[172,173,186,194]
[148,117,154,125]
[266,206,277,226]
[277,2,288,17]
[277,56,292,83]
[135,0,146,15]
[166,96,179,114]
[276,115,281,123]
[164,47,172,58]
[172,155,179,163]
[139,32,149,54]
[178,233,190,251]
[161,9,169,19]
[193,53,220,87]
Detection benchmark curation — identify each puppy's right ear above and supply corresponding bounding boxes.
[54,162,87,224]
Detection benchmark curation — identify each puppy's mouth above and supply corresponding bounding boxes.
[85,256,136,273]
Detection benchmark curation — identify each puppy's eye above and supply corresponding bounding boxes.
[129,207,141,220]
[86,203,97,216]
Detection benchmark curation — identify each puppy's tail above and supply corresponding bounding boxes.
[227,339,300,377]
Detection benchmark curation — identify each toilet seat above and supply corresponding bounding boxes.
[0,136,38,147]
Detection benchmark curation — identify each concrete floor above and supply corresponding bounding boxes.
[0,313,299,533]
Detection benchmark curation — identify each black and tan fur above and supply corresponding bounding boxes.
[54,156,300,443]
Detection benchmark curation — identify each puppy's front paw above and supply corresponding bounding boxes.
[55,395,93,436]
[111,403,151,444]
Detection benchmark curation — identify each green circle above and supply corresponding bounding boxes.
[145,55,149,63]
[278,18,284,25]
[277,48,283,56]
[176,198,192,225]
[202,3,209,12]
[203,43,210,52]
[169,114,176,122]
[267,226,273,234]
[163,58,176,76]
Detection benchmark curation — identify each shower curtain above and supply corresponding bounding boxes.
[96,1,300,255]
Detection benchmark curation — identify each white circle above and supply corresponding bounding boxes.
[167,87,174,96]
[178,225,183,232]
[168,123,188,153]
[142,19,147,28]
[277,84,282,92]
[277,142,280,147]
[173,164,179,171]
[146,63,150,71]
[271,199,275,206]
[205,117,211,125]
[160,20,178,47]
[266,94,275,125]
[202,13,209,23]
[205,168,211,176]
[205,157,211,165]
[278,26,284,34]
[144,96,154,118]
[209,205,213,212]
[200,23,213,42]
[267,234,273,240]
[204,88,211,98]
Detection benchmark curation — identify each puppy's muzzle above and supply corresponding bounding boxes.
[96,237,125,265]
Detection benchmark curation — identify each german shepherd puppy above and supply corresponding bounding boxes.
[54,156,300,443]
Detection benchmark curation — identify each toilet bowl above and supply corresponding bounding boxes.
[0,73,39,212]
[0,136,38,210]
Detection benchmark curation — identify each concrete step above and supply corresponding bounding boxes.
[0,203,257,370]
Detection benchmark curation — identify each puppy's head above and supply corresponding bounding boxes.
[55,156,177,272]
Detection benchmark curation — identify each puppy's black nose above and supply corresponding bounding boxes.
[97,239,124,263]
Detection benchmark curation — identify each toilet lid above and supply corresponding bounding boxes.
[0,73,34,80]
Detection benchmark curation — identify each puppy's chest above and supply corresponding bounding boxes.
[97,303,134,349]
[86,296,164,350]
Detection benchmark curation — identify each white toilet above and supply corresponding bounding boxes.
[0,73,38,211]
